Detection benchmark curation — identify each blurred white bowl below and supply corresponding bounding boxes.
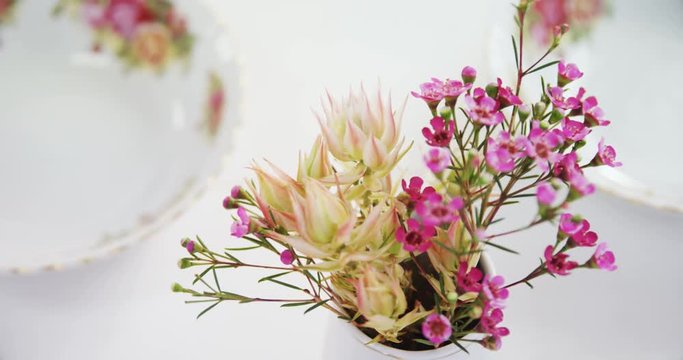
[0,0,241,274]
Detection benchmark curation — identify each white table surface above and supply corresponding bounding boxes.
[2,0,682,359]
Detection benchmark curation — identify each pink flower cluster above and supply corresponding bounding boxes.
[478,275,510,350]
[451,261,511,349]
[421,272,511,349]
[481,61,621,202]
[412,69,475,110]
[543,213,617,276]
[398,176,463,253]
[409,56,618,351]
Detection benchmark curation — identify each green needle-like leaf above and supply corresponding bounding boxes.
[304,299,331,314]
[482,240,520,255]
[281,301,315,308]
[192,266,214,285]
[512,35,520,69]
[263,278,304,291]
[413,339,435,347]
[451,339,470,354]
[525,60,560,75]
[196,300,221,319]
[258,271,293,283]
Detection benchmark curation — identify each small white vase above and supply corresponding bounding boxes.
[323,253,495,360]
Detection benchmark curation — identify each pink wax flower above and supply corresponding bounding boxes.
[465,91,505,126]
[526,122,564,171]
[546,86,581,110]
[558,60,583,87]
[422,117,455,147]
[479,308,510,341]
[593,138,622,167]
[456,262,483,293]
[591,243,617,271]
[552,152,581,181]
[401,176,437,202]
[422,313,453,345]
[582,96,611,127]
[570,219,598,247]
[415,195,463,227]
[536,182,556,206]
[280,249,294,265]
[486,147,515,173]
[424,147,451,173]
[396,218,436,253]
[461,66,477,84]
[496,78,523,108]
[568,169,596,196]
[230,207,251,237]
[485,132,528,173]
[561,117,591,142]
[482,275,509,307]
[544,245,578,276]
[566,88,587,117]
[440,78,471,105]
[559,213,584,235]
[412,80,444,109]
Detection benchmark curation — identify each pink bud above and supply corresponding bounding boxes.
[223,196,237,209]
[461,66,477,84]
[553,23,570,37]
[280,249,295,265]
[230,185,243,199]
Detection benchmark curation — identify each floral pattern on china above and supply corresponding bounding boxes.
[527,0,607,46]
[0,0,18,26]
[202,71,225,139]
[53,0,194,71]
[173,0,619,355]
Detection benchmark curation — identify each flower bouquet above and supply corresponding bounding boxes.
[53,0,194,70]
[174,1,619,355]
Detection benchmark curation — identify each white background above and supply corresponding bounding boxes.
[2,0,683,359]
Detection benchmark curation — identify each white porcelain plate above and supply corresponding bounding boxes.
[577,0,683,212]
[0,0,240,273]
[489,0,683,213]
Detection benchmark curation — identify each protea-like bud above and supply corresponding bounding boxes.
[428,221,480,275]
[267,179,353,259]
[297,136,333,182]
[251,161,299,214]
[354,263,429,342]
[317,88,407,177]
[247,161,303,231]
[349,203,399,251]
[355,263,408,321]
